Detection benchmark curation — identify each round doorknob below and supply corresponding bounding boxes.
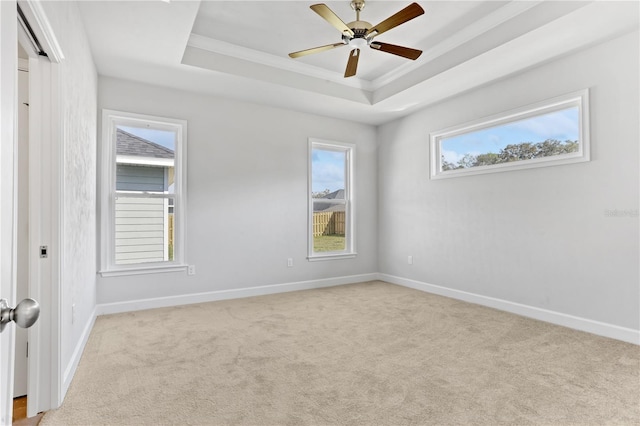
[12,298,40,328]
[0,298,40,332]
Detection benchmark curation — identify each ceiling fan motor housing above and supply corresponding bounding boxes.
[342,21,373,46]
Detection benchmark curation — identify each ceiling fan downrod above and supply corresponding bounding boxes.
[350,0,366,21]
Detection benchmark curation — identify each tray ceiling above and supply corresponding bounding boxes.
[78,1,639,125]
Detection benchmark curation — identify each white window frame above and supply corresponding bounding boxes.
[99,109,187,277]
[430,89,590,179]
[308,138,356,261]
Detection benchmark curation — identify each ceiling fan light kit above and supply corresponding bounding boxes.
[289,0,425,78]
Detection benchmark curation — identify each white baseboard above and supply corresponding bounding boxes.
[62,306,97,398]
[380,273,640,345]
[96,273,379,316]
[95,272,639,344]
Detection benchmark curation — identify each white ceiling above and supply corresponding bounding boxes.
[77,0,639,125]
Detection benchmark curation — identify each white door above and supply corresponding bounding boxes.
[14,53,30,399]
[0,2,19,424]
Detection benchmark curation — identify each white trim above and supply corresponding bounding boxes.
[99,264,187,278]
[97,273,379,316]
[379,274,640,346]
[62,307,96,397]
[16,0,64,63]
[307,253,357,262]
[0,3,18,424]
[430,89,590,179]
[100,109,187,276]
[116,155,173,168]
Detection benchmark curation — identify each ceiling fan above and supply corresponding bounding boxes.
[289,1,425,78]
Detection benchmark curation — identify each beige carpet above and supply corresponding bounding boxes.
[41,281,639,425]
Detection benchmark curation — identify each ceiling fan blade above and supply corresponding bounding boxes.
[310,4,355,37]
[289,42,346,59]
[370,42,422,60]
[365,2,425,38]
[344,48,360,78]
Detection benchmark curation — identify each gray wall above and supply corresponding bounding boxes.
[97,77,378,304]
[377,31,639,330]
[41,0,98,394]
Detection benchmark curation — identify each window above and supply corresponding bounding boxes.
[308,139,355,260]
[430,89,590,179]
[100,110,187,276]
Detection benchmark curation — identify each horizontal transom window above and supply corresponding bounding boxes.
[430,89,590,179]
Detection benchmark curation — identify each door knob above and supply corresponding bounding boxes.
[0,298,40,333]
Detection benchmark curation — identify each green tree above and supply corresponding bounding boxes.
[474,152,501,167]
[442,139,578,171]
[441,156,457,171]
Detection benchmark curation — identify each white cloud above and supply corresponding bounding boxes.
[441,149,464,164]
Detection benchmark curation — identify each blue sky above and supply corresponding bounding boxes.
[312,149,345,193]
[441,107,579,164]
[119,125,175,151]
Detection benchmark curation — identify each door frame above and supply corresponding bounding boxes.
[1,0,64,422]
[20,0,64,417]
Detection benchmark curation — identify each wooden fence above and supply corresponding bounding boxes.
[313,211,345,237]
[168,213,174,260]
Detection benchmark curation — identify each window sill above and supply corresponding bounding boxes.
[307,253,357,262]
[99,264,187,278]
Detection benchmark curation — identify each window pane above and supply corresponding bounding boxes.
[114,196,174,264]
[311,148,346,253]
[116,126,175,194]
[440,107,579,171]
[114,124,177,265]
[116,164,165,192]
[311,148,345,198]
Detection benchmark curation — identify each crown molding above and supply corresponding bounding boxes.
[187,34,374,91]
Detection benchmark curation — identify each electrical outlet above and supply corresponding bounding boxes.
[287,258,293,268]
[188,265,196,275]
[408,255,413,265]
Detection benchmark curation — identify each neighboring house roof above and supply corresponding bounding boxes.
[314,189,346,212]
[116,128,174,159]
[323,189,344,200]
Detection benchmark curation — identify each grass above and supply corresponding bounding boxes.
[313,234,346,252]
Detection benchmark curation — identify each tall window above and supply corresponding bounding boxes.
[430,90,590,179]
[100,110,187,276]
[308,139,355,260]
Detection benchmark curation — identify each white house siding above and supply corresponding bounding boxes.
[115,197,166,264]
[115,164,168,264]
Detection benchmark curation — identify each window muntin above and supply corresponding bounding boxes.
[430,90,590,179]
[100,110,186,275]
[309,139,355,260]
